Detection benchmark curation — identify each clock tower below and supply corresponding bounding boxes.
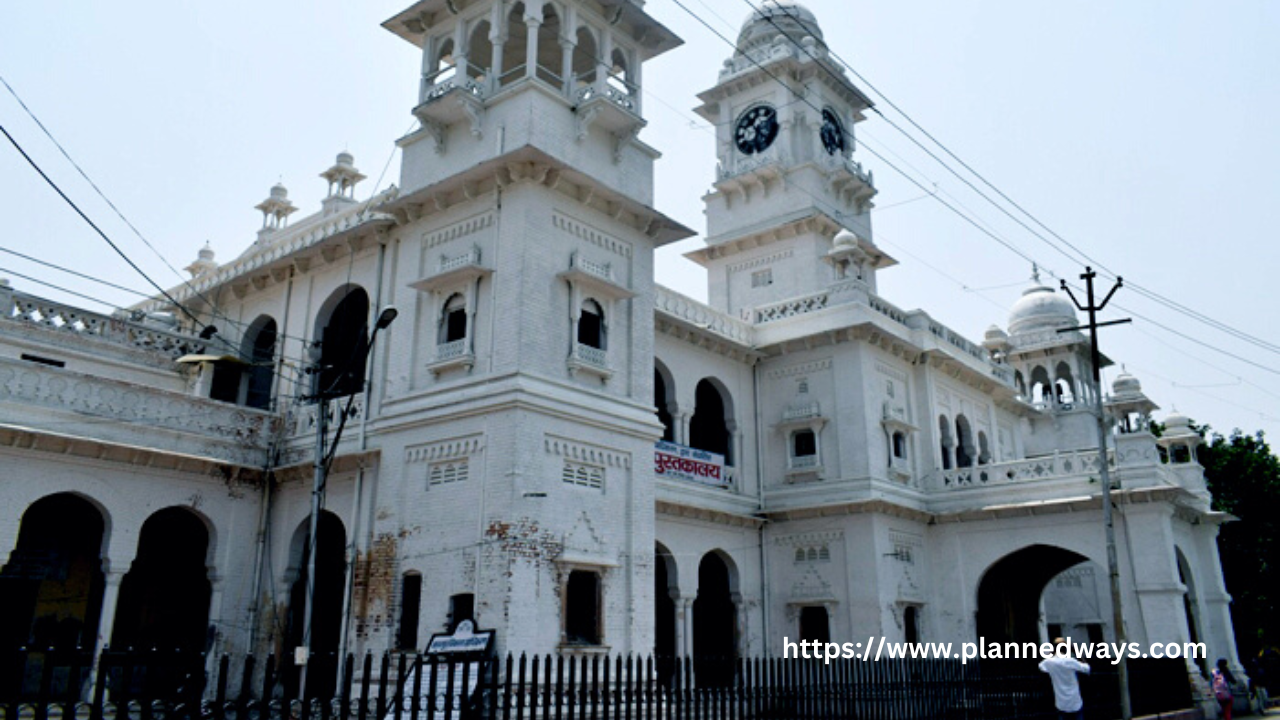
[688,0,888,317]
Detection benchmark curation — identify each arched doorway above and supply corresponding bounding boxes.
[655,543,678,682]
[0,494,107,651]
[976,544,1091,644]
[0,494,107,698]
[285,512,347,699]
[1176,548,1207,675]
[693,551,736,687]
[112,508,212,652]
[314,286,369,398]
[243,315,278,410]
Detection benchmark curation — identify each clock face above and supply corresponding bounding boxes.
[734,105,779,155]
[820,109,845,155]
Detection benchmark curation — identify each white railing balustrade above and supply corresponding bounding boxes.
[753,291,829,323]
[4,291,207,361]
[572,343,608,369]
[938,449,1114,490]
[436,339,469,362]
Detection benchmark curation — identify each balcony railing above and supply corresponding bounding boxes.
[3,289,206,362]
[938,449,1114,490]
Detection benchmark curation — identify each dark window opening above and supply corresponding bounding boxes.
[578,300,605,350]
[654,369,675,442]
[690,379,732,465]
[799,606,830,645]
[449,593,475,632]
[792,430,817,457]
[316,288,369,398]
[399,574,422,649]
[440,294,467,344]
[245,318,277,410]
[112,508,211,654]
[564,571,601,645]
[209,361,242,404]
[904,606,920,644]
[892,432,907,459]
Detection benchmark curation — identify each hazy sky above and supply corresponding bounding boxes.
[1,1,1277,442]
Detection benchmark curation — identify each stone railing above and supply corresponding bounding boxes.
[789,454,819,470]
[570,251,613,283]
[937,449,1114,490]
[867,293,909,325]
[718,146,783,183]
[0,356,277,465]
[571,342,608,369]
[574,84,637,112]
[3,289,207,361]
[654,287,753,346]
[783,401,821,422]
[439,246,482,273]
[435,339,469,362]
[752,290,829,323]
[424,76,486,103]
[287,394,365,439]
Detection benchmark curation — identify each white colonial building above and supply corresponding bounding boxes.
[0,0,1240,696]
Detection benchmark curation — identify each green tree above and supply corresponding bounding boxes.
[1198,428,1280,662]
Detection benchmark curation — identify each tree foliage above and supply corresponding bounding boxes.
[1198,428,1280,660]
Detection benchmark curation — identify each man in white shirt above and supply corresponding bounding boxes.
[1039,637,1092,720]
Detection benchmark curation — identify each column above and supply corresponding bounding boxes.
[560,38,575,95]
[596,31,613,95]
[453,21,469,82]
[489,12,506,92]
[87,567,127,698]
[675,594,694,657]
[523,14,541,80]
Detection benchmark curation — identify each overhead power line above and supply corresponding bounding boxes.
[747,0,1280,357]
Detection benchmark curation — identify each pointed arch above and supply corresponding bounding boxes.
[690,378,734,465]
[314,285,369,398]
[654,359,676,442]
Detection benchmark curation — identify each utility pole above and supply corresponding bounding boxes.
[1059,267,1132,720]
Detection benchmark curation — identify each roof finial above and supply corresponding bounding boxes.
[1031,263,1041,284]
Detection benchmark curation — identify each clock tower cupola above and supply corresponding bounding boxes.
[688,0,887,317]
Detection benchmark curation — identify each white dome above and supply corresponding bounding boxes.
[1112,372,1142,396]
[269,182,289,199]
[336,151,355,167]
[737,0,824,53]
[833,228,858,249]
[1008,284,1077,336]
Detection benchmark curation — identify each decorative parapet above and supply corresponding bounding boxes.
[653,286,754,346]
[4,290,206,362]
[567,342,611,381]
[937,449,1114,490]
[752,290,829,324]
[574,84,637,113]
[0,356,276,466]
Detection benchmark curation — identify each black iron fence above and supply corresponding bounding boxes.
[1,649,1193,720]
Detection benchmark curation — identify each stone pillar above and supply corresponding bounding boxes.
[560,38,575,95]
[675,595,694,657]
[87,567,127,698]
[523,15,541,81]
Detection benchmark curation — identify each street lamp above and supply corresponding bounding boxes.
[297,305,396,697]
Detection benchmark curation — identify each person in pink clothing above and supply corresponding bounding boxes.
[1039,638,1092,720]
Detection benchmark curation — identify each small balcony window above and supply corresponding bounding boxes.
[578,299,606,350]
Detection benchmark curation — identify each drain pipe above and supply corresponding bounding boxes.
[337,236,389,684]
[752,356,771,652]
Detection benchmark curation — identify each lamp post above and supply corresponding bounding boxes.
[298,306,397,698]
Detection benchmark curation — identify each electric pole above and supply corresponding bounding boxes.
[1059,267,1132,720]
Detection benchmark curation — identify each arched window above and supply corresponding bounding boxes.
[609,48,634,95]
[892,431,907,460]
[1055,362,1076,405]
[1030,365,1052,406]
[690,379,733,464]
[1014,370,1027,399]
[938,415,953,470]
[572,26,597,90]
[654,363,675,442]
[439,293,468,345]
[467,20,494,83]
[564,570,601,645]
[535,4,564,88]
[433,38,457,83]
[578,299,606,350]
[977,431,992,465]
[315,286,369,398]
[113,508,212,653]
[244,316,277,410]
[500,3,528,86]
[955,415,974,468]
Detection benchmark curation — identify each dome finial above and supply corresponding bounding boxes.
[1031,263,1041,284]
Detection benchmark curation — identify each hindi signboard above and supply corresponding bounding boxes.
[384,621,494,720]
[654,441,729,487]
